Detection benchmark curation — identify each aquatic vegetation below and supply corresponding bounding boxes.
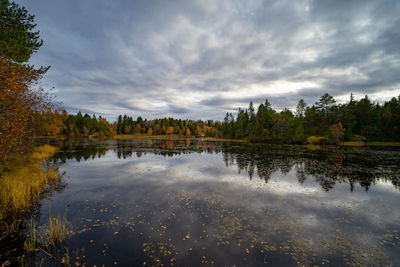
[24,219,37,253]
[20,214,74,266]
[40,214,71,248]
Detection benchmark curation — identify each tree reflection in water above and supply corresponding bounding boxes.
[46,139,400,192]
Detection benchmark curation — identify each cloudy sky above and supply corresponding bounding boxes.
[17,0,400,121]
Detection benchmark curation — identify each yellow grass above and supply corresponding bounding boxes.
[339,141,365,146]
[203,137,247,143]
[0,145,60,222]
[31,144,58,160]
[306,144,327,151]
[339,141,400,147]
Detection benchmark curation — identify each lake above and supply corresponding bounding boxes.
[6,139,400,266]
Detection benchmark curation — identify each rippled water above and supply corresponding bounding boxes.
[14,139,400,265]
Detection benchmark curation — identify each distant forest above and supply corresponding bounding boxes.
[115,93,400,143]
[37,93,400,143]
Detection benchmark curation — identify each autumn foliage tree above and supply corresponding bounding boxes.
[166,126,175,135]
[330,122,345,144]
[33,109,67,136]
[0,0,50,161]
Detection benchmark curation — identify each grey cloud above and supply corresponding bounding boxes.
[16,0,400,120]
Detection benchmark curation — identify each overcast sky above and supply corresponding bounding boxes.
[17,0,400,121]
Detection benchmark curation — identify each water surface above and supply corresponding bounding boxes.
[24,139,400,265]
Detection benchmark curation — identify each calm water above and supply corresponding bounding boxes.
[15,140,400,265]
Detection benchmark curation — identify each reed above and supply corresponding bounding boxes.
[40,214,71,247]
[60,247,71,266]
[24,219,37,253]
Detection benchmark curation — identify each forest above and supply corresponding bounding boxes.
[218,93,400,143]
[114,93,400,143]
[25,93,400,145]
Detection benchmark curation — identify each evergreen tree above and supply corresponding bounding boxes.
[296,99,307,118]
[117,115,122,134]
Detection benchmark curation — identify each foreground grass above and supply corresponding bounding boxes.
[0,145,71,265]
[0,145,61,222]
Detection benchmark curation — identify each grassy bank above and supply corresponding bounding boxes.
[0,145,67,264]
[0,145,61,222]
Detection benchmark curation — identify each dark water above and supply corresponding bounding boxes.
[13,139,400,266]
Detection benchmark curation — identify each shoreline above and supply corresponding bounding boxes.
[113,134,248,143]
[35,135,400,146]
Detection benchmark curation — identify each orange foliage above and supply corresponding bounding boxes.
[34,110,66,136]
[196,125,204,136]
[166,126,175,135]
[0,58,48,160]
[103,118,116,136]
[147,128,153,135]
[330,122,345,143]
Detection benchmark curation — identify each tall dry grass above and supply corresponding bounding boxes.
[0,145,61,222]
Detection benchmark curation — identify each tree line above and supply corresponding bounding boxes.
[25,93,400,143]
[114,93,400,143]
[220,93,400,143]
[32,110,115,137]
[116,115,219,137]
